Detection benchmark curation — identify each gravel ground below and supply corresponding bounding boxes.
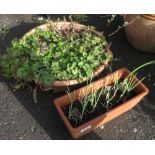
[0,14,155,140]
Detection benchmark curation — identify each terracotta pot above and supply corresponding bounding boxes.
[23,22,112,90]
[54,68,149,139]
[125,14,155,53]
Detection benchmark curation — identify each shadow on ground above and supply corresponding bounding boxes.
[0,14,155,139]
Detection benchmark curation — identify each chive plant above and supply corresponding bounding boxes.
[89,87,105,112]
[66,90,75,119]
[79,76,93,120]
[118,60,155,100]
[65,60,155,124]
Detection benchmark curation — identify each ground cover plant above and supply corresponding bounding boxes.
[0,22,9,39]
[62,60,155,128]
[0,23,112,89]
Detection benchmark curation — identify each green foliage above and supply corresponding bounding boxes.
[0,24,111,87]
[69,14,88,23]
[0,23,9,39]
[107,15,117,25]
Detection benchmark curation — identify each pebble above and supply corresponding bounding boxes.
[4,122,8,126]
[133,128,138,133]
[114,126,117,129]
[151,136,155,140]
[31,126,36,132]
[100,125,105,130]
[19,137,23,140]
[152,125,155,128]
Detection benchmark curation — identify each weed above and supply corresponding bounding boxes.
[0,23,9,39]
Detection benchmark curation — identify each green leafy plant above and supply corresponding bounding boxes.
[0,23,112,88]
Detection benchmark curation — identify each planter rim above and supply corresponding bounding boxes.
[54,67,149,138]
[22,21,112,90]
[141,14,155,21]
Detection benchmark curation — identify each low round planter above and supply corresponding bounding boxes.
[125,14,155,53]
[23,22,112,90]
[54,68,149,139]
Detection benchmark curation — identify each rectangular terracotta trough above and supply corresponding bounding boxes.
[54,68,149,139]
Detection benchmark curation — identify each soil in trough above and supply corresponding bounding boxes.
[62,90,136,128]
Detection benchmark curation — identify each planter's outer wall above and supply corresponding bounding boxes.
[54,68,149,139]
[125,14,155,53]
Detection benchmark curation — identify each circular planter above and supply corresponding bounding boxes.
[23,22,112,90]
[125,14,155,53]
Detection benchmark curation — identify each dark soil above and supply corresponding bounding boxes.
[62,89,136,128]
